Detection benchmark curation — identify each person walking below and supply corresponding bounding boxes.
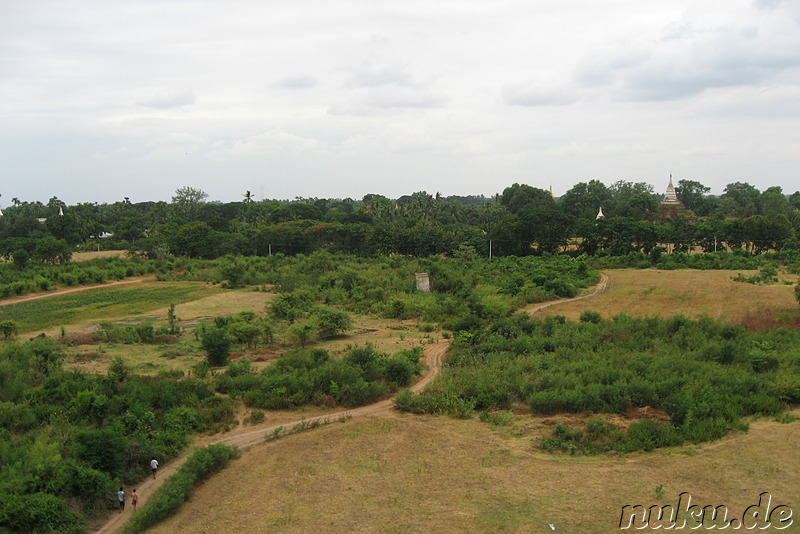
[131,489,139,510]
[117,487,125,513]
[150,458,159,479]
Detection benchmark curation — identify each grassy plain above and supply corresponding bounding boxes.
[0,281,222,334]
[528,269,799,322]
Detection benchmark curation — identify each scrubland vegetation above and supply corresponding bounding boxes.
[1,179,800,533]
[0,252,600,532]
[396,312,800,452]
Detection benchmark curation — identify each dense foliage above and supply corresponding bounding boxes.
[395,313,800,451]
[0,340,236,532]
[215,346,424,409]
[213,251,599,323]
[2,180,799,262]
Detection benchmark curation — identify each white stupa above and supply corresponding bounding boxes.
[662,175,680,204]
[596,206,605,220]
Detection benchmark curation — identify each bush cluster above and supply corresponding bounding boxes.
[0,339,236,533]
[396,313,799,452]
[216,346,423,409]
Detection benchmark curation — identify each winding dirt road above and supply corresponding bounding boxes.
[94,340,449,534]
[523,272,609,316]
[92,275,607,534]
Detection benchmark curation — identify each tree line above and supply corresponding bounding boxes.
[2,179,799,263]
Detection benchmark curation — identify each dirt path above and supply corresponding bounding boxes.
[93,275,609,534]
[94,340,449,534]
[523,272,609,316]
[0,278,147,307]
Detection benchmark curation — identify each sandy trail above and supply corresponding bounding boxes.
[522,272,609,316]
[93,275,608,534]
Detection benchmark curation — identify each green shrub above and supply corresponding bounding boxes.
[0,492,84,534]
[200,326,232,366]
[579,310,602,324]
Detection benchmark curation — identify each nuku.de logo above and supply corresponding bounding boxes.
[619,492,793,530]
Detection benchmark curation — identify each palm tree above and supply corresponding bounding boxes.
[243,190,255,204]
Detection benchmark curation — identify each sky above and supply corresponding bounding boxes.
[1,0,799,206]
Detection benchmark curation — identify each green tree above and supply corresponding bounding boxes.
[32,236,72,264]
[517,208,574,253]
[167,222,217,258]
[500,183,554,215]
[719,182,761,218]
[559,180,613,220]
[291,323,314,348]
[609,180,658,220]
[0,321,17,340]
[760,186,791,219]
[75,428,128,476]
[219,255,248,288]
[675,179,712,216]
[12,248,30,270]
[171,186,208,221]
[167,304,180,335]
[200,326,232,366]
[228,321,264,349]
[312,306,353,339]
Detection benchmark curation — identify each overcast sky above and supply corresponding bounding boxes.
[1,0,799,205]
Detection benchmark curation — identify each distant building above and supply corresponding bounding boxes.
[596,206,605,220]
[658,175,691,220]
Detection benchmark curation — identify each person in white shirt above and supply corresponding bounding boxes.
[150,458,159,479]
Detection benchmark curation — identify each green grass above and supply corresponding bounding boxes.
[0,282,220,333]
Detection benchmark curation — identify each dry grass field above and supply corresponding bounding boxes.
[528,269,799,323]
[135,269,800,534]
[72,250,127,261]
[147,410,800,534]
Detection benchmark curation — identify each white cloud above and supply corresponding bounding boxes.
[575,2,800,101]
[2,0,799,204]
[136,89,196,109]
[271,75,319,89]
[206,130,322,160]
[502,78,579,107]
